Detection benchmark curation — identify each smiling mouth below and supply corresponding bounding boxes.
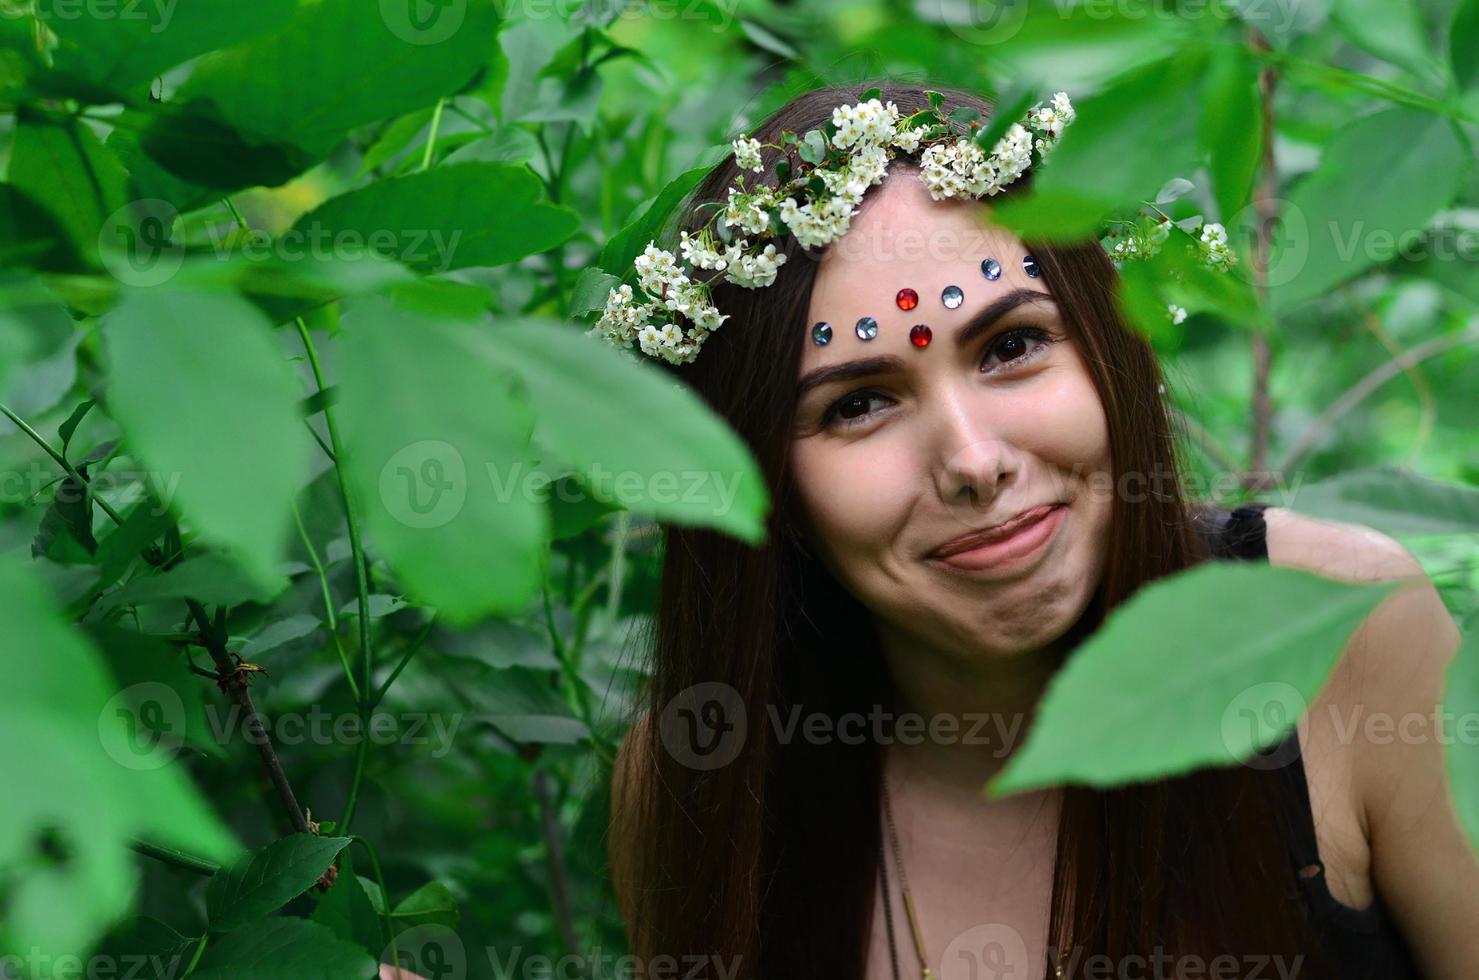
[925,503,1067,573]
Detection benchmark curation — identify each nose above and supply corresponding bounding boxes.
[932,391,1020,510]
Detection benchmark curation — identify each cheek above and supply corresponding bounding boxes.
[788,437,916,562]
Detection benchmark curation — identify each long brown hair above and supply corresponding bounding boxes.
[612,81,1325,980]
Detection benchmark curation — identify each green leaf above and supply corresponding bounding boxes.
[1330,0,1443,87]
[441,126,542,166]
[473,320,770,544]
[40,0,296,103]
[335,295,547,625]
[0,555,238,958]
[1034,51,1208,211]
[597,144,733,280]
[144,0,501,188]
[1285,466,1479,536]
[1198,44,1262,223]
[83,623,224,760]
[95,552,288,614]
[390,882,459,930]
[925,90,944,110]
[192,917,376,980]
[972,87,1037,154]
[467,665,588,745]
[8,108,131,271]
[1265,108,1469,313]
[206,834,353,933]
[93,496,175,591]
[798,129,827,165]
[1453,0,1479,94]
[290,162,578,274]
[988,187,1117,243]
[101,287,310,589]
[739,20,798,60]
[1444,628,1479,856]
[568,267,620,317]
[32,468,98,563]
[312,853,383,955]
[989,562,1401,795]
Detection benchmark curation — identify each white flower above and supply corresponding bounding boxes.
[732,136,764,173]
[831,98,901,150]
[848,143,891,185]
[679,229,728,271]
[721,186,773,236]
[1168,303,1188,325]
[778,194,857,249]
[891,126,923,153]
[633,243,689,297]
[1198,221,1236,271]
[691,302,730,331]
[723,242,788,288]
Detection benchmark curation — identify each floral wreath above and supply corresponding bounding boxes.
[588,88,1236,366]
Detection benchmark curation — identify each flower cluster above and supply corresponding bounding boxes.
[589,90,1075,365]
[1107,214,1241,324]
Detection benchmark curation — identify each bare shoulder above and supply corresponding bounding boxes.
[1260,505,1425,583]
[1262,507,1478,974]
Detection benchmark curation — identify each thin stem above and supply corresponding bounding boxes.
[1246,26,1279,489]
[130,839,221,877]
[291,317,375,835]
[0,401,125,525]
[371,613,438,708]
[352,836,397,961]
[181,935,209,977]
[1279,322,1479,472]
[420,97,446,171]
[531,766,582,965]
[187,598,311,834]
[293,499,361,702]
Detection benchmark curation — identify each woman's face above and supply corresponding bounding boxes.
[789,172,1114,661]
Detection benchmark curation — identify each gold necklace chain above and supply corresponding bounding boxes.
[881,763,1067,980]
[880,774,936,980]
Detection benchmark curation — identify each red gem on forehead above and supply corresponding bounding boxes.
[895,288,919,311]
[909,324,932,348]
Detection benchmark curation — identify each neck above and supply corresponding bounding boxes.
[873,616,1080,800]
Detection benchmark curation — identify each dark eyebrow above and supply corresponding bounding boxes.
[796,288,1056,399]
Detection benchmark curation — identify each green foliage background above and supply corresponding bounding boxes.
[1,0,1478,977]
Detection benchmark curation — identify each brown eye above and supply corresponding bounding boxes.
[981,326,1053,375]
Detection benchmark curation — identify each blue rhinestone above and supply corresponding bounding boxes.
[980,258,1002,280]
[854,316,878,340]
[812,321,832,345]
[941,285,964,309]
[1023,254,1040,278]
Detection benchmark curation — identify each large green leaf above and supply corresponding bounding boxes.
[474,320,770,544]
[1454,0,1479,94]
[1285,466,1479,536]
[289,162,578,274]
[989,562,1401,795]
[596,143,731,280]
[101,287,310,589]
[39,0,296,103]
[1198,43,1262,224]
[0,555,238,959]
[8,108,131,270]
[206,834,353,933]
[1265,108,1470,313]
[1031,50,1209,212]
[191,917,376,979]
[335,295,547,624]
[1330,0,1444,88]
[156,0,501,168]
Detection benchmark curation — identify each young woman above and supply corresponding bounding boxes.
[604,83,1478,979]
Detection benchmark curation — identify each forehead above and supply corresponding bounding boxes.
[802,175,1050,366]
